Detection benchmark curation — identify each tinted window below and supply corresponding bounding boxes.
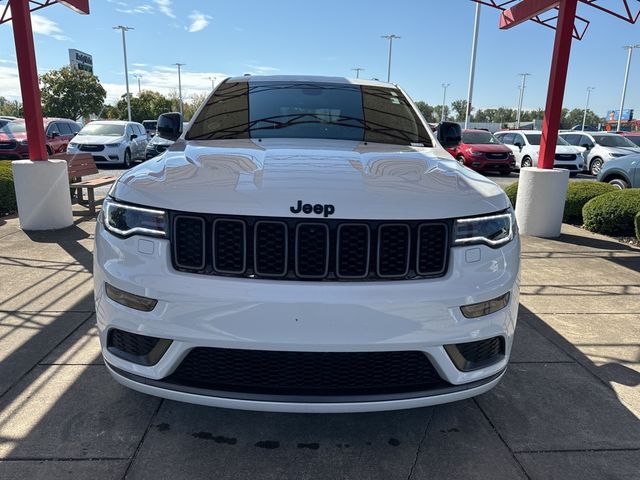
[513,134,525,145]
[58,122,73,135]
[626,136,640,146]
[187,80,431,146]
[0,121,26,134]
[501,133,515,145]
[579,135,594,147]
[562,134,581,146]
[47,123,60,135]
[592,134,637,148]
[462,131,501,144]
[524,134,569,146]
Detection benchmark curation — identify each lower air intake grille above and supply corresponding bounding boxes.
[107,329,172,366]
[165,347,449,396]
[445,336,505,372]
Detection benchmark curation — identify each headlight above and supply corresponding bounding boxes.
[454,210,515,247]
[106,142,122,147]
[18,139,28,145]
[103,197,167,238]
[68,142,78,148]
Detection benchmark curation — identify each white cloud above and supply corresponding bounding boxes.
[0,65,20,100]
[244,64,280,75]
[187,10,211,33]
[116,4,153,14]
[153,0,175,18]
[28,14,70,41]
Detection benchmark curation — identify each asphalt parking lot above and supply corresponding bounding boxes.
[0,201,638,479]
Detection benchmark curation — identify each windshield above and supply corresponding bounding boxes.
[593,134,638,148]
[187,81,432,146]
[462,131,500,144]
[625,136,640,147]
[0,121,26,135]
[525,133,569,146]
[78,123,125,136]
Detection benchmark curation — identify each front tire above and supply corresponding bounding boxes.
[456,155,466,166]
[608,177,629,189]
[123,149,132,169]
[521,157,533,168]
[589,158,603,176]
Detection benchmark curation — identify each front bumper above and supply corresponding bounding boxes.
[67,146,124,163]
[94,221,520,412]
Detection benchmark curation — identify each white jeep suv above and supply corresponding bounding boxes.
[94,76,520,413]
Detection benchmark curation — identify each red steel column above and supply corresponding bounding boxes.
[9,0,48,161]
[538,0,578,169]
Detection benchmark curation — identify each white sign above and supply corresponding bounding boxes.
[69,49,93,73]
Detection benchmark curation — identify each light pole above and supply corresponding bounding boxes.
[441,83,450,122]
[617,45,640,132]
[351,67,365,79]
[174,63,185,115]
[516,73,531,129]
[113,25,134,121]
[134,74,142,94]
[581,87,595,131]
[381,34,400,83]
[464,2,481,129]
[208,76,215,90]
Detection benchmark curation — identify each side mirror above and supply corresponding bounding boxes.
[514,142,523,150]
[157,112,183,141]
[130,134,138,140]
[581,143,591,150]
[50,131,60,138]
[437,122,462,149]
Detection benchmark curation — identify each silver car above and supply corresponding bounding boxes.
[559,132,640,175]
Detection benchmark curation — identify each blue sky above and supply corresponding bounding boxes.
[0,0,639,116]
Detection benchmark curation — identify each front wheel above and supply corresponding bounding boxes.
[521,157,533,168]
[123,149,132,169]
[608,178,629,189]
[589,158,603,176]
[456,155,466,166]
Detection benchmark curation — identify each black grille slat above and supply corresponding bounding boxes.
[254,221,288,276]
[417,223,448,276]
[456,337,504,364]
[296,223,329,278]
[171,214,450,281]
[377,224,411,278]
[213,219,246,274]
[166,347,448,396]
[108,329,159,357]
[174,216,206,270]
[336,224,370,278]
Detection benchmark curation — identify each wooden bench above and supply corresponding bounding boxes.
[53,153,118,214]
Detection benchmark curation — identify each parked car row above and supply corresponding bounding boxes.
[558,132,640,175]
[0,118,81,160]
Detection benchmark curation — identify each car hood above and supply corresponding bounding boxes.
[599,146,640,155]
[148,136,174,147]
[112,138,510,220]
[600,153,640,172]
[466,143,512,153]
[0,132,27,142]
[72,135,125,144]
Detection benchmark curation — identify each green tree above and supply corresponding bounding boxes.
[561,108,601,129]
[0,96,22,117]
[414,101,436,123]
[113,90,173,122]
[40,66,106,119]
[450,99,469,122]
[433,105,450,122]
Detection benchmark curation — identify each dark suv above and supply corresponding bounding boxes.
[0,118,81,160]
[446,129,515,176]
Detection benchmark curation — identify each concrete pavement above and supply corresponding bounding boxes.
[0,211,638,479]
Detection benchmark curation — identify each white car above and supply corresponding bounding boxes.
[559,131,640,175]
[494,129,584,176]
[94,75,520,413]
[67,120,148,168]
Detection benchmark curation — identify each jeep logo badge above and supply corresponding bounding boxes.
[290,200,335,218]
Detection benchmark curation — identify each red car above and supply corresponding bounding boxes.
[446,129,515,176]
[0,118,81,160]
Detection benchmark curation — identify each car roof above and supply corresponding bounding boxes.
[88,120,130,125]
[462,129,492,133]
[225,74,394,88]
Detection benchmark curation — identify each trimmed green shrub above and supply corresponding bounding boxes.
[583,189,640,236]
[504,182,518,208]
[563,182,616,225]
[0,161,16,216]
[635,211,640,240]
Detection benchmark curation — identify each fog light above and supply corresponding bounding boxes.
[105,283,157,312]
[460,292,510,319]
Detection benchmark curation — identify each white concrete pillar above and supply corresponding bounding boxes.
[515,168,569,238]
[12,160,73,231]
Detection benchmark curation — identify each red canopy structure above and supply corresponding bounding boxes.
[2,0,89,162]
[474,0,640,170]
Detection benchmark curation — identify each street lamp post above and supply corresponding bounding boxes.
[441,83,450,122]
[174,63,186,115]
[616,45,640,132]
[113,25,134,122]
[464,2,481,129]
[351,67,365,79]
[134,74,142,94]
[581,87,595,131]
[208,76,215,90]
[516,73,531,129]
[381,34,400,83]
